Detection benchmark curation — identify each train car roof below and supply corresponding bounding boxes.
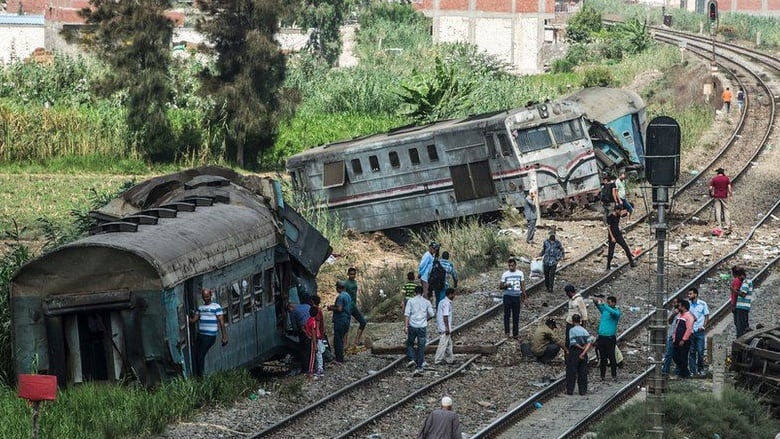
[11,169,287,299]
[287,109,523,165]
[564,87,645,125]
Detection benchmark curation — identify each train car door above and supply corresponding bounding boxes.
[436,130,498,207]
[182,278,201,377]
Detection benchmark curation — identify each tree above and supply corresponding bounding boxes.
[77,0,176,162]
[196,0,294,169]
[397,57,474,123]
[566,5,602,43]
[297,0,349,66]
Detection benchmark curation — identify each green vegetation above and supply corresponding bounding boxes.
[597,386,780,438]
[0,370,254,438]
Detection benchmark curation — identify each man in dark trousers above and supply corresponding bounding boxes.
[672,299,695,379]
[593,295,621,381]
[566,314,592,395]
[189,288,228,377]
[418,396,463,439]
[539,229,564,293]
[606,205,636,270]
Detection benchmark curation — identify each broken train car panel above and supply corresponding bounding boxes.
[286,98,602,233]
[565,86,647,174]
[11,166,331,386]
[730,326,780,409]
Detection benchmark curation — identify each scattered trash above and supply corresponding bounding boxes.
[257,388,269,397]
[629,306,640,313]
[325,255,337,264]
[688,170,700,175]
[702,250,712,256]
[248,393,257,400]
[477,400,495,408]
[367,369,378,375]
[519,256,531,264]
[711,227,723,237]
[414,404,427,410]
[680,240,689,248]
[534,402,543,409]
[632,248,642,257]
[719,272,731,280]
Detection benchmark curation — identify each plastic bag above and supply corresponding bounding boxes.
[530,259,544,278]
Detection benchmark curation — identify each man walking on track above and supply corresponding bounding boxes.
[709,167,732,231]
[606,205,637,270]
[722,87,732,113]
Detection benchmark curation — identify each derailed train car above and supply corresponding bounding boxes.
[286,87,646,233]
[10,166,331,386]
[565,86,646,174]
[288,99,601,233]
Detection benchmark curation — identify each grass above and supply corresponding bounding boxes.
[596,385,780,438]
[0,371,255,438]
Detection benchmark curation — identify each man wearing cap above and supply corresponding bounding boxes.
[709,167,732,230]
[419,241,440,299]
[565,284,587,348]
[327,281,352,363]
[538,229,565,293]
[418,396,463,439]
[531,318,567,364]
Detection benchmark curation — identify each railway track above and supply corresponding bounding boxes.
[163,28,780,439]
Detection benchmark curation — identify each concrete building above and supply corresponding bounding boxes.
[0,14,44,63]
[413,0,557,74]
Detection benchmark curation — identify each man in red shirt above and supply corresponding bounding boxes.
[709,167,732,230]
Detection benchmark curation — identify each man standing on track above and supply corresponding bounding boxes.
[672,299,695,379]
[565,284,588,348]
[593,295,621,381]
[343,267,367,348]
[524,189,538,244]
[709,167,732,231]
[419,241,440,299]
[687,287,710,377]
[735,270,753,338]
[565,314,592,396]
[499,257,527,338]
[418,396,463,439]
[434,288,456,365]
[405,284,435,375]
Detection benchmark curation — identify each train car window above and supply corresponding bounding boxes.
[497,134,512,156]
[241,278,253,317]
[217,285,229,325]
[515,126,553,153]
[485,135,499,158]
[230,282,241,323]
[551,120,585,143]
[409,148,420,165]
[427,144,439,161]
[253,273,263,309]
[369,155,381,172]
[351,158,363,175]
[389,151,400,168]
[322,161,346,188]
[264,269,274,306]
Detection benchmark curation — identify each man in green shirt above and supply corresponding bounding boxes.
[343,267,368,347]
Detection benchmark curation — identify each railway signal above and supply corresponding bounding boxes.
[707,0,719,33]
[644,116,681,437]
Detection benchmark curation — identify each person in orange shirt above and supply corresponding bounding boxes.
[722,87,733,113]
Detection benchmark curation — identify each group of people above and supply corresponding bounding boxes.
[721,86,746,114]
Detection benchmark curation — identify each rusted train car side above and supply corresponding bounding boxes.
[287,99,603,233]
[10,167,331,386]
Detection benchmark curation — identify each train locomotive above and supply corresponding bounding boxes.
[10,166,331,386]
[286,87,646,233]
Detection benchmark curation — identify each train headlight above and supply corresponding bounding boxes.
[538,104,549,119]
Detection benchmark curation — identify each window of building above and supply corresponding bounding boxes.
[409,148,420,165]
[369,155,381,172]
[389,151,400,168]
[351,158,363,175]
[427,144,439,161]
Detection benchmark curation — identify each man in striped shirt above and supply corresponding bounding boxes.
[189,288,228,377]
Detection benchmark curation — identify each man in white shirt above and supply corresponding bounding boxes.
[687,287,710,376]
[434,288,456,365]
[405,285,435,375]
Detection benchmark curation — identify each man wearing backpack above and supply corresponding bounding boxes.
[432,251,457,306]
[419,241,440,299]
[600,173,617,224]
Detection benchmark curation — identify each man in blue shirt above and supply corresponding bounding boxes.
[566,314,592,395]
[687,287,710,376]
[328,281,352,363]
[189,288,228,377]
[499,258,527,338]
[419,241,439,299]
[593,295,621,381]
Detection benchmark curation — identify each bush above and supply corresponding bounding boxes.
[580,66,615,87]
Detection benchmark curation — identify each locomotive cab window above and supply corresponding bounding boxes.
[389,151,400,168]
[551,120,585,144]
[322,161,346,188]
[427,144,439,162]
[409,148,420,165]
[515,126,553,153]
[351,158,363,175]
[369,155,381,172]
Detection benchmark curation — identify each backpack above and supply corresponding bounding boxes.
[600,182,614,203]
[429,259,446,292]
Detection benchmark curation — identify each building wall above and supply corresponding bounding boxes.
[415,0,553,74]
[0,25,44,63]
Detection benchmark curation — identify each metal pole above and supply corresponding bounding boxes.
[648,187,668,437]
